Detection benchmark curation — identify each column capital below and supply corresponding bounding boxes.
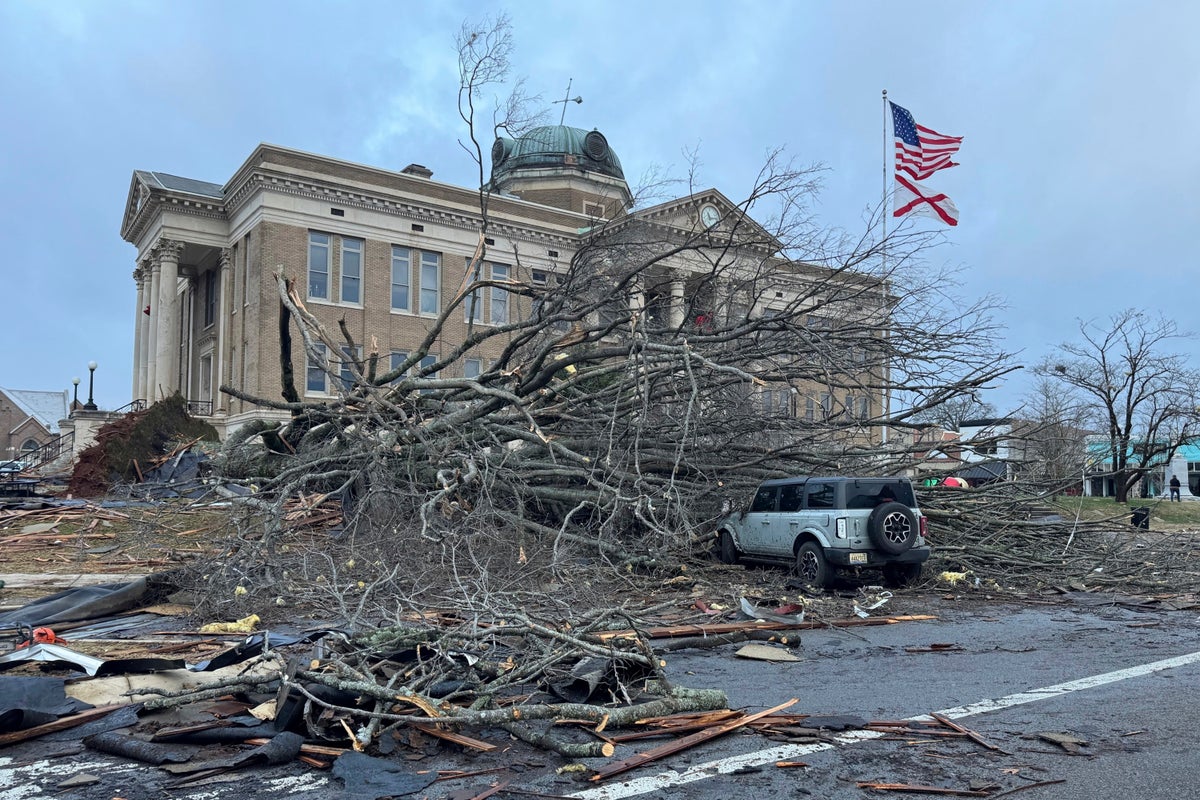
[154,238,185,263]
[218,247,233,271]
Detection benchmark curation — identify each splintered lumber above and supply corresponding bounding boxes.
[594,615,936,642]
[930,712,1009,753]
[0,705,130,748]
[413,722,498,752]
[856,782,990,796]
[590,699,797,782]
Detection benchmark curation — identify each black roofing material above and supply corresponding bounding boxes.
[83,731,192,765]
[0,572,181,628]
[0,676,91,733]
[331,750,439,798]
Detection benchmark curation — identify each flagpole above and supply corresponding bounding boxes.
[881,88,890,447]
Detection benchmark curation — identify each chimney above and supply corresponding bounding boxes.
[401,163,433,178]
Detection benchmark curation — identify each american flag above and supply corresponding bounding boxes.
[891,102,961,181]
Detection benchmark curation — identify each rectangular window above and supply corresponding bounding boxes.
[749,486,778,513]
[805,396,815,422]
[418,354,438,394]
[199,354,212,401]
[858,396,870,419]
[805,482,836,509]
[306,343,328,393]
[203,270,218,328]
[389,350,410,385]
[338,346,362,391]
[308,232,330,299]
[820,392,833,419]
[464,261,483,323]
[242,232,250,307]
[779,484,804,512]
[391,246,411,311]
[419,251,440,315]
[464,358,482,379]
[341,237,362,304]
[490,263,509,324]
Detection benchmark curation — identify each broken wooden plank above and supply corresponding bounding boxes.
[856,782,990,796]
[0,705,130,748]
[590,699,797,782]
[412,723,498,752]
[594,615,936,642]
[930,712,1009,754]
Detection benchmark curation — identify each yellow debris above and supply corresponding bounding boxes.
[199,614,261,634]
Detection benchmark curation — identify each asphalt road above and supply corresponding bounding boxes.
[3,594,1199,799]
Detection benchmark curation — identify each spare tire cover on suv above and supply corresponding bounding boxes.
[868,501,918,555]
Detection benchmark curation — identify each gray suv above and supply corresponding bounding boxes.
[714,476,929,589]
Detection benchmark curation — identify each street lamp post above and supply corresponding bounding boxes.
[71,377,80,410]
[83,361,98,411]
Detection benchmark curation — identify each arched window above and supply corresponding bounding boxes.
[20,439,39,455]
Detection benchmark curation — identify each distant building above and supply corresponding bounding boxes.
[120,127,889,439]
[0,388,69,460]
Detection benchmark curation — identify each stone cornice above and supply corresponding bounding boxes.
[225,168,581,250]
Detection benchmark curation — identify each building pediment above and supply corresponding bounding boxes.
[622,189,783,256]
[121,171,227,247]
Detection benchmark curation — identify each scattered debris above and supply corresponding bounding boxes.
[733,643,802,662]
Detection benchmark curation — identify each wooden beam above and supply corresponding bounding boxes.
[590,699,797,782]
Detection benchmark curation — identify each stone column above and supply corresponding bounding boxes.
[668,274,685,329]
[136,257,153,402]
[131,266,145,403]
[216,249,231,413]
[145,255,161,402]
[153,239,185,399]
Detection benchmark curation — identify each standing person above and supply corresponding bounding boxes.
[1170,475,1181,502]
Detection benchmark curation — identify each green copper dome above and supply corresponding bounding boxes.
[491,125,625,183]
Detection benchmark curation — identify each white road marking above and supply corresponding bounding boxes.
[3,649,1198,799]
[570,647,1200,799]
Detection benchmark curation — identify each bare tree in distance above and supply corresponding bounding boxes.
[1015,375,1094,496]
[211,15,1020,619]
[909,392,997,431]
[1034,310,1200,503]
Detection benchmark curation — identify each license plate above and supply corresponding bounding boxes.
[849,552,868,564]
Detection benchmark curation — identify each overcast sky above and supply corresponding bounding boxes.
[2,0,1197,413]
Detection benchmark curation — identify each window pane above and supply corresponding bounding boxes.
[308,233,329,299]
[749,486,777,513]
[490,263,509,324]
[420,252,440,315]
[391,247,410,311]
[806,483,835,509]
[339,346,360,391]
[342,238,362,304]
[464,358,482,379]
[465,261,483,322]
[389,350,409,385]
[306,344,327,392]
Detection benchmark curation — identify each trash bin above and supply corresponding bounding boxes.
[1131,507,1150,530]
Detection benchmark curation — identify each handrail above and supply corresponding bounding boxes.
[114,399,147,415]
[21,430,75,471]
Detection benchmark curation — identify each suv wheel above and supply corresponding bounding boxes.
[882,562,923,588]
[715,530,740,565]
[794,541,833,589]
[868,502,918,555]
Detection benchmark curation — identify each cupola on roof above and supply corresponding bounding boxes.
[490,125,625,184]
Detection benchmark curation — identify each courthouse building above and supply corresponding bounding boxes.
[120,125,882,439]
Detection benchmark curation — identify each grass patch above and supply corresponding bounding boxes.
[1049,495,1200,529]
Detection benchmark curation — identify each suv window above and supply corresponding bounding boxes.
[749,486,778,513]
[779,483,804,512]
[846,480,915,509]
[805,482,835,509]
